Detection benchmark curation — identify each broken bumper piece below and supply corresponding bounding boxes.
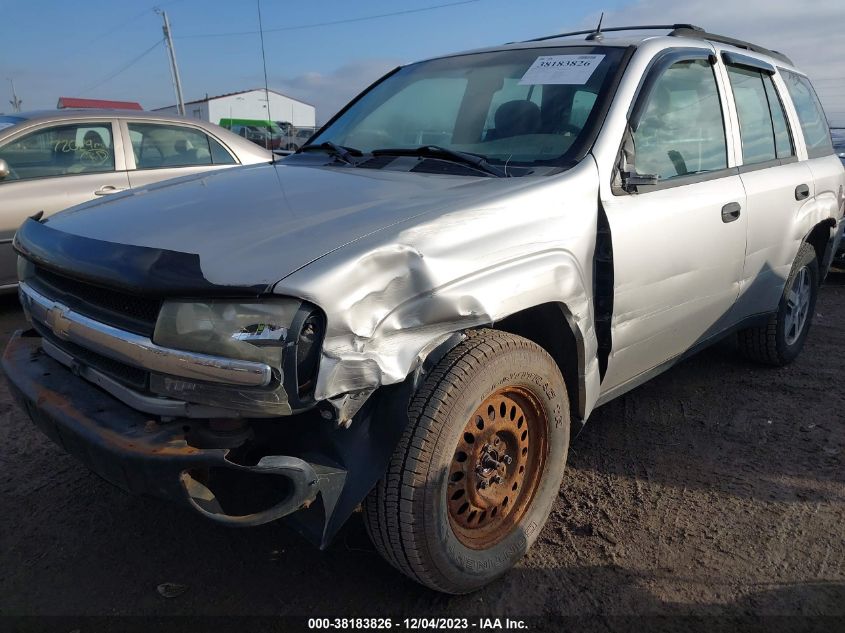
[2,330,345,529]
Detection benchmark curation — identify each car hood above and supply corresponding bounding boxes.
[40,162,534,290]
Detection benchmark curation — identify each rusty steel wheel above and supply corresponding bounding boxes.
[363,329,570,594]
[447,387,548,549]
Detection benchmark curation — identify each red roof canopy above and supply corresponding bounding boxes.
[57,97,143,110]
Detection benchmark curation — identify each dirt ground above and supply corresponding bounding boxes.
[0,273,843,629]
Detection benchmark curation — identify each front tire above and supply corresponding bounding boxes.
[738,242,819,365]
[363,329,570,594]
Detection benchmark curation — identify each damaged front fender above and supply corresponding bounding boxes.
[276,159,604,423]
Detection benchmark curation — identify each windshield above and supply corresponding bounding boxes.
[310,46,626,167]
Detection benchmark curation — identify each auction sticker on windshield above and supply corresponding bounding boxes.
[519,54,605,85]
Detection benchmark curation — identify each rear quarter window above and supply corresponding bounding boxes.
[780,69,834,159]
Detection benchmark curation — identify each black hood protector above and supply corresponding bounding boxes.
[14,218,268,296]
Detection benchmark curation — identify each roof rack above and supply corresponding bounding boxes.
[521,24,704,43]
[668,27,792,64]
[519,23,793,65]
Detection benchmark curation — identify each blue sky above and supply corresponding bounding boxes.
[2,0,843,125]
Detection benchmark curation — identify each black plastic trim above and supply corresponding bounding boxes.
[628,48,716,127]
[736,156,798,174]
[721,51,775,74]
[630,167,739,193]
[520,24,703,43]
[670,27,792,64]
[14,218,268,297]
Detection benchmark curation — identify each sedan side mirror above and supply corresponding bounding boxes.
[0,158,10,180]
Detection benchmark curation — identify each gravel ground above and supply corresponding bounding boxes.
[0,273,843,629]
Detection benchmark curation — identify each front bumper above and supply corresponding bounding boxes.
[3,330,345,528]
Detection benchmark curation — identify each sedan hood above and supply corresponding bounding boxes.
[40,162,523,290]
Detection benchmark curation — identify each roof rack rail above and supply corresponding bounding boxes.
[668,27,793,64]
[518,24,793,65]
[521,24,704,43]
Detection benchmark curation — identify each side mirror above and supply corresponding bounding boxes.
[621,171,659,193]
[0,158,10,180]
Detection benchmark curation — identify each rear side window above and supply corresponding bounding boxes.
[726,65,794,164]
[780,70,834,159]
[0,122,115,181]
[632,58,728,180]
[127,122,236,169]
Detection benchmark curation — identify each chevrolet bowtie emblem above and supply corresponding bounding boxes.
[44,302,73,340]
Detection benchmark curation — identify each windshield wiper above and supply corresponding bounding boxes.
[372,145,507,178]
[298,141,362,165]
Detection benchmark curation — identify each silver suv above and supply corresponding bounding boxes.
[5,24,844,594]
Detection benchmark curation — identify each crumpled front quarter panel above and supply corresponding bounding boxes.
[275,160,602,421]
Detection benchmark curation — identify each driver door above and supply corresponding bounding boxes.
[599,51,747,393]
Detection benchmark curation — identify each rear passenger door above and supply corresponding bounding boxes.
[716,51,816,318]
[121,120,238,188]
[600,50,748,392]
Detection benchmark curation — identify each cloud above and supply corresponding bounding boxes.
[590,0,845,124]
[272,59,401,124]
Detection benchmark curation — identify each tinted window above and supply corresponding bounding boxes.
[127,122,235,169]
[781,70,834,158]
[209,137,237,164]
[0,122,114,181]
[632,59,727,180]
[726,65,793,164]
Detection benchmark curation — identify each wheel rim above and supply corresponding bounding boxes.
[784,266,812,345]
[446,386,548,550]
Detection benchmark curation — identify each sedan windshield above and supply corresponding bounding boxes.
[310,46,626,168]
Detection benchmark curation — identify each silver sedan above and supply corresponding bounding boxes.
[0,110,272,288]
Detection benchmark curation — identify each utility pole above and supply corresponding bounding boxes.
[7,78,22,113]
[158,10,185,116]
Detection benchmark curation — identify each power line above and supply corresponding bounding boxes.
[177,0,482,39]
[67,0,186,60]
[81,39,164,95]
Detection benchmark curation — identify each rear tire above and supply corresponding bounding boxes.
[738,242,818,365]
[363,329,570,594]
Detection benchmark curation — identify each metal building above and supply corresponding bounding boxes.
[154,88,316,128]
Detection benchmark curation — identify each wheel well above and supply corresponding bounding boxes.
[806,220,835,269]
[493,303,583,422]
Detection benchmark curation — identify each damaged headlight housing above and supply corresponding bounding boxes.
[151,299,325,413]
[154,300,301,375]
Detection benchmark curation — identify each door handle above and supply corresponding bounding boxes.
[795,184,810,200]
[94,185,128,196]
[721,202,741,223]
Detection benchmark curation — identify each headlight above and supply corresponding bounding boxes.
[152,298,325,413]
[153,299,302,377]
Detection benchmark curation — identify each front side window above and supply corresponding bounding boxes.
[726,65,793,165]
[127,122,236,169]
[0,122,114,181]
[310,46,627,168]
[631,58,727,181]
[780,69,834,159]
